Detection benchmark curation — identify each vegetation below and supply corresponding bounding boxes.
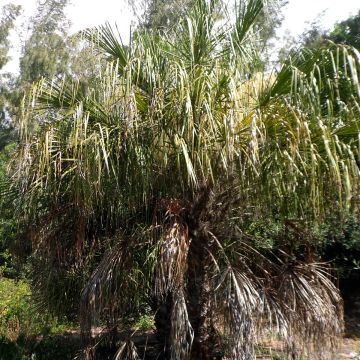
[8,0,360,359]
[0,0,95,356]
[329,10,360,49]
[0,0,359,359]
[290,10,360,54]
[0,3,21,71]
[0,277,79,360]
[19,0,71,83]
[0,3,21,124]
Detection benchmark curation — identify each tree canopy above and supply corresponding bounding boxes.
[0,3,21,71]
[19,0,71,83]
[329,10,360,49]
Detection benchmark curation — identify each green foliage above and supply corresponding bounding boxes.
[252,0,288,69]
[18,0,104,86]
[244,218,282,249]
[0,3,21,71]
[0,3,21,123]
[129,0,195,30]
[0,276,78,358]
[144,0,195,30]
[0,279,42,340]
[0,250,17,278]
[0,142,18,279]
[244,213,360,275]
[1,0,100,128]
[0,277,76,342]
[317,215,360,276]
[19,0,71,83]
[134,314,155,331]
[329,11,360,49]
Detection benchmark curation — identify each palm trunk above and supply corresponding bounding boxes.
[154,294,173,359]
[154,189,220,360]
[154,234,219,360]
[186,233,218,360]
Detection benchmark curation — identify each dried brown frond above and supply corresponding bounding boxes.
[270,262,344,359]
[170,289,194,360]
[80,237,143,342]
[213,239,343,359]
[215,265,263,359]
[155,219,189,297]
[113,340,140,360]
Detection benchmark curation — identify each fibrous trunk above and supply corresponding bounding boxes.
[155,191,219,360]
[187,233,218,360]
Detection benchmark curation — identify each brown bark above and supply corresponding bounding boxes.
[154,234,219,360]
[187,234,218,360]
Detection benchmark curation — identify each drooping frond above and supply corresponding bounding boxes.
[170,288,194,360]
[80,235,151,341]
[213,240,343,359]
[113,340,140,360]
[15,3,360,226]
[155,218,189,296]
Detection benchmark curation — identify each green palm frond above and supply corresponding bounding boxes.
[83,23,129,71]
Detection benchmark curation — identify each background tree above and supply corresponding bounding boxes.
[0,3,21,71]
[328,10,360,49]
[19,0,71,83]
[281,10,360,60]
[128,0,196,30]
[0,1,105,335]
[252,0,288,69]
[144,0,195,29]
[0,3,21,122]
[0,4,21,280]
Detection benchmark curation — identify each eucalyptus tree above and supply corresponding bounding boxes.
[0,3,21,71]
[12,0,360,359]
[140,0,195,29]
[19,0,71,83]
[0,3,21,122]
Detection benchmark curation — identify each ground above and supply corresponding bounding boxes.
[339,337,360,359]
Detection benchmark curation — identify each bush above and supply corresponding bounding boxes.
[0,334,81,360]
[0,278,73,341]
[0,278,38,341]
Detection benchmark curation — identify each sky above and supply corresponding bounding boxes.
[1,0,360,73]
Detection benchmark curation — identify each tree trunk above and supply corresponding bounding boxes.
[154,233,219,360]
[154,294,173,359]
[187,234,219,360]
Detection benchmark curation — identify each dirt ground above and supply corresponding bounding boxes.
[339,337,360,359]
[255,336,360,359]
[340,273,360,359]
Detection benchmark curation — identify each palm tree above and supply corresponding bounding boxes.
[11,0,360,358]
